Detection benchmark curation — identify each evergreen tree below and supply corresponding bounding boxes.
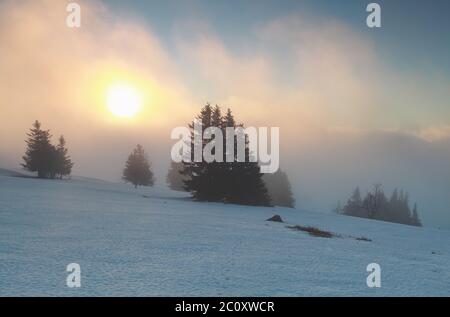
[342,187,363,217]
[183,104,214,200]
[263,169,295,207]
[206,105,227,201]
[123,145,154,188]
[362,184,388,219]
[166,161,189,191]
[182,104,270,206]
[222,108,270,206]
[22,120,56,178]
[412,203,422,227]
[55,135,74,179]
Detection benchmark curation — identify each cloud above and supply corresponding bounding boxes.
[0,0,194,178]
[415,126,450,142]
[173,12,450,136]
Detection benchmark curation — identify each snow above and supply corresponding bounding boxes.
[0,173,449,296]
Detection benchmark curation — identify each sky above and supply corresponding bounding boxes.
[0,0,449,228]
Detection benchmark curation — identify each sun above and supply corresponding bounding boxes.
[106,83,142,118]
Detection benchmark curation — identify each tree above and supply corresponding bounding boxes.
[182,105,270,206]
[22,120,56,178]
[55,136,74,179]
[362,184,388,219]
[411,203,422,227]
[182,104,214,200]
[166,161,189,191]
[342,187,363,217]
[263,169,295,207]
[123,145,154,188]
[221,108,270,206]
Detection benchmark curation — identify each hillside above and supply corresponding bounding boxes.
[0,173,449,296]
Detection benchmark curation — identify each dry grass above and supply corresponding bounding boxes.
[287,225,336,238]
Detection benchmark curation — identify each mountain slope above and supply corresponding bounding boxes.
[0,174,449,296]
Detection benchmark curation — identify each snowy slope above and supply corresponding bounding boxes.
[0,173,449,296]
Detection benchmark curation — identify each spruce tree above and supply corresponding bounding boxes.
[262,169,295,207]
[55,136,74,179]
[342,187,363,217]
[182,105,270,206]
[123,145,154,188]
[183,104,213,200]
[22,120,56,178]
[166,161,188,191]
[412,203,422,227]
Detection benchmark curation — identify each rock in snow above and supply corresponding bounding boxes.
[266,214,284,223]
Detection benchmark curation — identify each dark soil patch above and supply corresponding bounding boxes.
[355,236,372,242]
[287,225,336,238]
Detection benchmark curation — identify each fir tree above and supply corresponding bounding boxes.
[22,120,56,178]
[263,169,295,207]
[412,203,422,227]
[182,104,270,206]
[183,104,214,200]
[221,108,270,206]
[342,187,363,217]
[55,135,74,179]
[166,161,188,191]
[123,145,154,188]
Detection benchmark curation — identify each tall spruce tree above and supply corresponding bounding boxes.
[22,120,56,178]
[123,145,154,188]
[221,108,270,205]
[182,105,270,206]
[183,104,214,200]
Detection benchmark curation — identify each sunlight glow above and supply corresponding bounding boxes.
[106,83,142,118]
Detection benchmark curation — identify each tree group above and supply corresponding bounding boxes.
[338,185,422,226]
[22,121,73,179]
[181,104,270,206]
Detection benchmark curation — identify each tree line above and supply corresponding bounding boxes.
[335,185,422,227]
[21,118,424,227]
[18,112,295,208]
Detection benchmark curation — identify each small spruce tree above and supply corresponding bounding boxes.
[55,135,74,179]
[123,145,154,188]
[263,169,295,208]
